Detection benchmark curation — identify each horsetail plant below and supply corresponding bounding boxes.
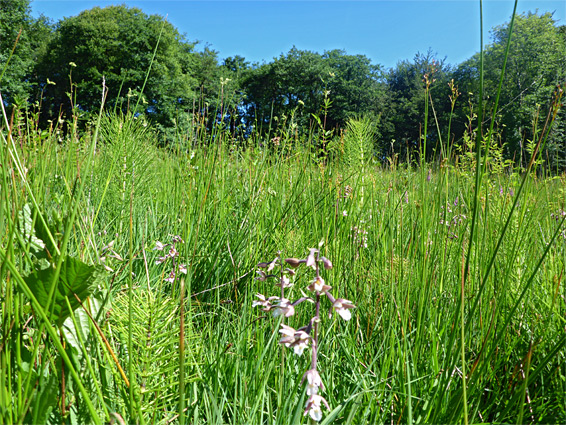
[253,246,356,422]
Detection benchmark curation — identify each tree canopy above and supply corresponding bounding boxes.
[455,12,566,167]
[34,5,199,130]
[241,47,387,138]
[0,0,52,106]
[2,2,565,169]
[385,50,453,162]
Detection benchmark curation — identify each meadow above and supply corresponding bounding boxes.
[1,7,566,425]
[1,93,565,424]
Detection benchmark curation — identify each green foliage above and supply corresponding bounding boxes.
[23,256,105,327]
[385,50,453,163]
[0,0,53,105]
[18,203,47,254]
[457,127,513,174]
[23,372,59,424]
[108,288,200,420]
[3,97,566,424]
[455,12,566,169]
[2,5,566,423]
[323,50,387,131]
[34,5,198,136]
[342,115,377,168]
[94,112,162,232]
[2,4,563,168]
[241,46,326,132]
[241,47,387,137]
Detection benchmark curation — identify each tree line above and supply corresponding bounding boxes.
[1,1,565,169]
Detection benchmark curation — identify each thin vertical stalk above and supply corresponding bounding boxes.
[404,333,413,425]
[422,80,429,170]
[127,169,137,422]
[179,278,186,425]
[460,241,468,425]
[464,0,519,342]
[464,0,485,284]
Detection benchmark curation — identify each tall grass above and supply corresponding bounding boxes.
[1,1,565,424]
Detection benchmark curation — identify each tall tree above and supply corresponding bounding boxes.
[241,46,327,134]
[322,49,387,131]
[386,50,452,163]
[0,0,52,106]
[34,5,198,135]
[240,47,389,141]
[455,12,566,168]
[188,47,245,136]
[223,55,249,77]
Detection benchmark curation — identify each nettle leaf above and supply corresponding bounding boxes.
[24,256,106,327]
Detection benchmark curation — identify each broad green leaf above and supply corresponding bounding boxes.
[24,256,106,327]
[321,404,344,425]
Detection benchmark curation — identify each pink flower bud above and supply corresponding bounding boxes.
[320,256,333,270]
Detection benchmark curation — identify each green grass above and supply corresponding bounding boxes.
[1,104,565,423]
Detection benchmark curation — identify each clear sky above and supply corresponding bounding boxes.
[30,0,566,70]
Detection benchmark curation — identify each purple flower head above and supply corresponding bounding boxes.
[306,248,318,269]
[251,293,279,309]
[271,298,295,318]
[330,298,356,321]
[255,270,268,281]
[279,324,311,355]
[302,369,325,395]
[164,270,176,283]
[304,393,330,422]
[275,275,293,288]
[308,276,332,293]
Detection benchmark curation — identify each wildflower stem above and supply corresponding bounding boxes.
[277,251,286,415]
[313,252,321,369]
[278,251,284,300]
[254,247,352,422]
[312,292,320,371]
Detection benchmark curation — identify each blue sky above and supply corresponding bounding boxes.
[30,1,566,70]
